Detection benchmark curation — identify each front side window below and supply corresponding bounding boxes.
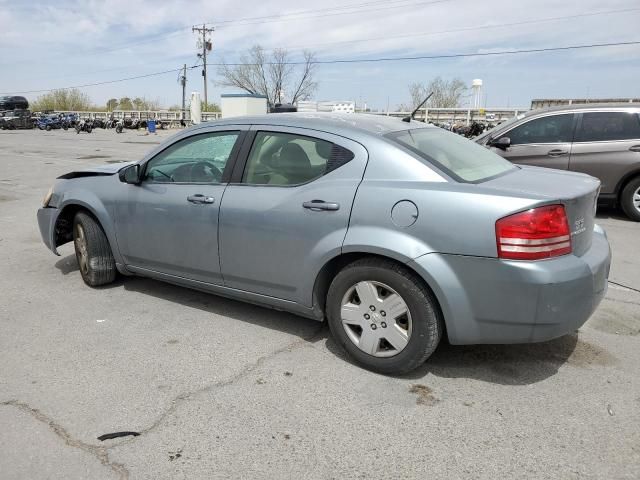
[576,112,640,142]
[388,127,516,183]
[144,131,239,183]
[242,131,353,186]
[506,114,574,145]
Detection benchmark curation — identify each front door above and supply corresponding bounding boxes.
[219,127,368,306]
[490,113,576,170]
[114,129,244,284]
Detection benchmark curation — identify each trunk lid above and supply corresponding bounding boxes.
[483,166,600,256]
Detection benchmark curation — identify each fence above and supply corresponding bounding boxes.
[43,107,525,127]
[49,110,222,125]
[371,107,526,125]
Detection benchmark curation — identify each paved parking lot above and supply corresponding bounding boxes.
[1,129,639,479]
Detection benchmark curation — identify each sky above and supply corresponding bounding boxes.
[0,0,639,110]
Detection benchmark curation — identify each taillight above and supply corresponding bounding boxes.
[496,204,572,260]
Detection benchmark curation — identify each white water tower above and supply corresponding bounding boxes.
[471,79,483,109]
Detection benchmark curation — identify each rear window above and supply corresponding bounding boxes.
[576,112,640,142]
[387,127,516,182]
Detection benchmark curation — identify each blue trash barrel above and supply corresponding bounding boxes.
[147,119,156,133]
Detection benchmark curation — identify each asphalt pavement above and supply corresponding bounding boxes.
[1,129,638,479]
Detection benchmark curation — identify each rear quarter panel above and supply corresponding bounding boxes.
[343,138,542,260]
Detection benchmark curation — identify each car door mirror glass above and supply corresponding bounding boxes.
[119,164,141,184]
[491,137,511,149]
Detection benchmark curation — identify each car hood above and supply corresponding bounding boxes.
[57,161,134,179]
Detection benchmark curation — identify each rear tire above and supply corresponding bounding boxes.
[73,212,116,287]
[620,176,640,222]
[326,258,443,375]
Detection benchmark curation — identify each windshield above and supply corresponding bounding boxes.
[475,114,526,142]
[387,127,517,183]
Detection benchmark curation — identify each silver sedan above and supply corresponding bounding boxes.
[37,113,611,374]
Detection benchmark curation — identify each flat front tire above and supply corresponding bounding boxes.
[620,176,640,222]
[326,258,443,375]
[73,212,116,287]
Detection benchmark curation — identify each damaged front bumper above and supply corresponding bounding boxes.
[37,207,60,255]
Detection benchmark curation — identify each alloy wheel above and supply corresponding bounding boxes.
[633,186,640,213]
[75,223,89,275]
[340,281,412,357]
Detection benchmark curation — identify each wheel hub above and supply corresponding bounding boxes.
[340,280,412,358]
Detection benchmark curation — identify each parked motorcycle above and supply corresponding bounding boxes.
[75,119,93,134]
[36,115,63,131]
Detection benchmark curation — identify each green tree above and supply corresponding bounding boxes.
[202,101,220,112]
[106,98,118,111]
[31,88,93,111]
[118,97,133,110]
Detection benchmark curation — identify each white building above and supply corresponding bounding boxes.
[297,100,356,113]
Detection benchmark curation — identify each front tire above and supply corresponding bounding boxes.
[620,176,640,221]
[73,212,116,287]
[326,258,443,375]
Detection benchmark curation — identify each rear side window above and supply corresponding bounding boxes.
[242,131,354,186]
[506,114,574,145]
[388,127,516,183]
[576,112,640,142]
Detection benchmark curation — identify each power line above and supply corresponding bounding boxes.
[254,7,640,51]
[208,0,453,27]
[0,68,188,95]
[3,40,639,96]
[210,40,640,66]
[76,0,453,57]
[212,0,454,28]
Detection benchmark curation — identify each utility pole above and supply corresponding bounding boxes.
[192,24,214,111]
[180,64,187,125]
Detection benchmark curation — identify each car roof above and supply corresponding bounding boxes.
[524,103,640,117]
[195,112,428,137]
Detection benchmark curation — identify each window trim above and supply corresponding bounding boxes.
[496,112,577,146]
[572,111,640,144]
[141,130,246,185]
[231,128,353,188]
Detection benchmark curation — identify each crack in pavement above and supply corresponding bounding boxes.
[0,324,328,476]
[111,323,329,448]
[0,400,129,480]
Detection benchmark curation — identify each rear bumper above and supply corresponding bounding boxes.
[408,226,611,345]
[37,207,59,255]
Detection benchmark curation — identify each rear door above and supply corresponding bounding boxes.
[489,113,576,170]
[218,127,368,306]
[569,111,640,194]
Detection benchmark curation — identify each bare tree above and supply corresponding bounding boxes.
[408,77,467,109]
[218,45,318,106]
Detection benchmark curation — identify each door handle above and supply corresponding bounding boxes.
[629,145,640,152]
[547,149,568,157]
[302,200,340,211]
[187,194,215,204]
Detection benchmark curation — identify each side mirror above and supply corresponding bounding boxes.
[490,136,511,150]
[119,164,141,184]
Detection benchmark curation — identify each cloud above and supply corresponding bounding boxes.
[0,0,638,108]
